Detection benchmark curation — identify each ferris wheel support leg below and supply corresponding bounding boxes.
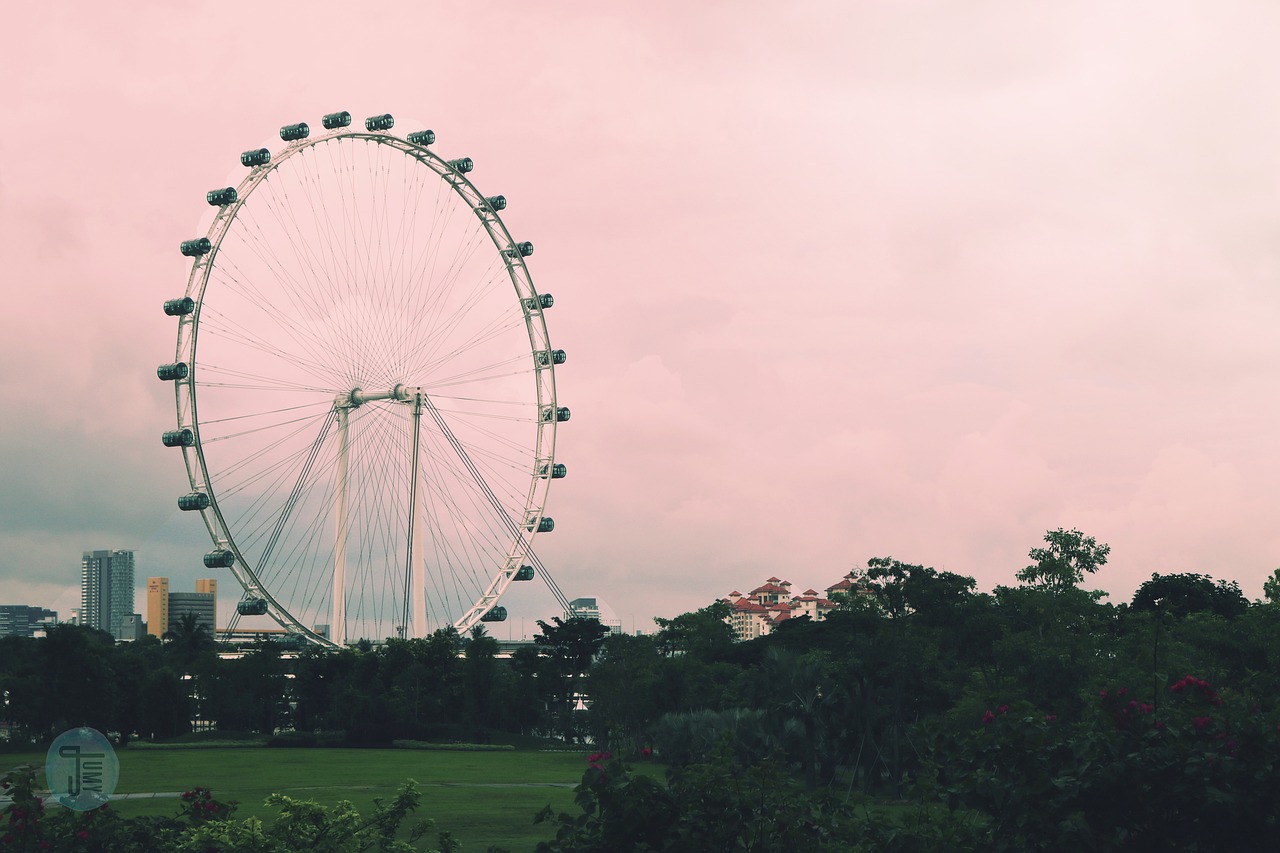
[407,395,428,639]
[333,405,351,646]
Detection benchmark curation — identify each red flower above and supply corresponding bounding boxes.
[640,747,652,758]
[1044,714,1057,723]
[997,704,1009,715]
[1155,720,1166,730]
[981,710,996,725]
[76,831,89,840]
[1117,687,1129,697]
[1192,716,1212,731]
[1099,690,1109,699]
[1139,703,1153,715]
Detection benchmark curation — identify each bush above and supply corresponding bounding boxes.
[0,765,452,853]
[925,678,1280,851]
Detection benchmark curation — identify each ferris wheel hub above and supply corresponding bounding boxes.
[338,385,425,408]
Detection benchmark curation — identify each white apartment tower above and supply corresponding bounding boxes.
[80,549,136,640]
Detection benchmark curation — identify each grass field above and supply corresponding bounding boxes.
[3,747,595,852]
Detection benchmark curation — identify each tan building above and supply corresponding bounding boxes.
[148,577,218,638]
[146,577,170,639]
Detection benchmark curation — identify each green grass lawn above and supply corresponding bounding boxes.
[3,747,595,852]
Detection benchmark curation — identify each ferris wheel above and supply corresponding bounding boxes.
[157,111,572,647]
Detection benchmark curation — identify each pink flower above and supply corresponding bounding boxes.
[76,830,89,840]
[1044,714,1057,723]
[1155,720,1166,730]
[1117,687,1129,697]
[1099,690,1109,699]
[1192,716,1212,731]
[981,710,995,725]
[640,747,652,758]
[998,705,1009,715]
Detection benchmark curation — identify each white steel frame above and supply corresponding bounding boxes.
[170,124,560,647]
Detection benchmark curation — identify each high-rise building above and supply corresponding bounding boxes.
[0,605,57,638]
[80,549,135,640]
[146,577,170,639]
[149,577,218,636]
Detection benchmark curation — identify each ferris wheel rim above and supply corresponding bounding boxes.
[170,120,560,647]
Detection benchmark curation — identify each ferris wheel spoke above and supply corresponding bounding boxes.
[205,257,355,385]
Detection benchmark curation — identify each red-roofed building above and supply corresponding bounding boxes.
[722,576,841,640]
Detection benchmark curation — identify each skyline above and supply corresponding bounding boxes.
[5,2,1280,633]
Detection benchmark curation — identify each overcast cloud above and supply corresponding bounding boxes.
[3,1,1280,631]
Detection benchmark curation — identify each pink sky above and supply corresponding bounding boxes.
[3,2,1280,632]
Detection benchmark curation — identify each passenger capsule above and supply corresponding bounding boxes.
[204,549,236,569]
[237,598,269,616]
[407,129,436,146]
[556,406,570,422]
[484,194,506,211]
[537,517,555,533]
[178,492,210,511]
[535,349,567,366]
[157,362,189,381]
[206,187,238,206]
[365,113,394,131]
[514,565,535,581]
[522,293,553,311]
[163,297,195,316]
[240,148,271,167]
[539,462,567,480]
[323,111,352,129]
[180,238,211,257]
[504,241,534,258]
[447,157,474,173]
[481,606,508,622]
[162,428,194,448]
[279,122,310,141]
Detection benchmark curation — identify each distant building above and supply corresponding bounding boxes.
[0,605,57,638]
[722,577,840,642]
[149,576,218,636]
[147,577,170,639]
[568,596,622,634]
[121,613,147,641]
[81,549,135,640]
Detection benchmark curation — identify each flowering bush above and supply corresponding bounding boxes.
[535,746,986,852]
[923,676,1280,851]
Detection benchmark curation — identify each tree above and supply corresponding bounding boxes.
[1016,528,1110,593]
[652,601,734,659]
[587,633,662,751]
[1264,568,1280,605]
[534,616,609,741]
[1131,572,1248,619]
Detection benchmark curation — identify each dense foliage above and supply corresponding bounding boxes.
[5,528,1280,849]
[0,764,449,852]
